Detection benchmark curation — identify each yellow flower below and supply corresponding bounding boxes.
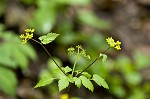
[22,39,27,44]
[106,37,121,50]
[20,34,25,38]
[24,29,30,32]
[115,45,121,50]
[26,32,33,39]
[115,41,121,45]
[114,41,121,50]
[20,28,35,44]
[30,29,35,33]
[106,37,116,47]
[60,94,69,99]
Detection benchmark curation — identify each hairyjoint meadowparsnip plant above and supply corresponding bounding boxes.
[20,28,121,92]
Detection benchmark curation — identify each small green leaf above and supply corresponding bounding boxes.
[92,74,109,89]
[58,76,69,91]
[79,75,94,92]
[34,74,55,88]
[67,74,74,83]
[64,66,72,73]
[99,53,107,63]
[73,77,82,88]
[82,72,91,79]
[39,33,59,44]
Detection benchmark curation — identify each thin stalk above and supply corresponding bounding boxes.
[102,47,110,54]
[71,47,80,77]
[71,60,77,76]
[31,39,67,76]
[77,58,99,77]
[77,47,110,77]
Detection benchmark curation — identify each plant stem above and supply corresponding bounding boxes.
[102,47,110,54]
[77,47,110,77]
[71,47,80,77]
[77,58,99,77]
[71,60,77,76]
[31,39,67,76]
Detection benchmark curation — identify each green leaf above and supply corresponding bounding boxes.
[64,66,72,73]
[77,11,111,30]
[0,66,17,96]
[12,46,28,69]
[39,33,59,44]
[58,76,69,91]
[67,74,74,83]
[73,77,81,88]
[79,75,94,92]
[99,53,107,63]
[34,74,55,88]
[92,74,109,89]
[81,72,91,79]
[19,44,37,60]
[0,32,36,69]
[0,44,17,68]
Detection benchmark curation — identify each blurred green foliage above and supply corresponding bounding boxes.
[77,11,111,29]
[24,0,110,34]
[0,24,37,96]
[0,0,5,16]
[23,0,150,98]
[0,66,17,96]
[0,0,150,98]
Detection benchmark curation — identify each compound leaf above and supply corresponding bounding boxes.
[79,75,94,92]
[92,74,109,89]
[39,33,59,44]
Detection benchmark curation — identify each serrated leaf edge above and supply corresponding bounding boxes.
[79,76,94,92]
[92,74,109,89]
[34,77,55,88]
[58,77,69,92]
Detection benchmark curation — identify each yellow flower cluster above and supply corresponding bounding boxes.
[106,37,121,50]
[20,29,35,44]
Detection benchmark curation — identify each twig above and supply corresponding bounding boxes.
[31,39,67,76]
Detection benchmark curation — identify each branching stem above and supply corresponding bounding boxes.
[77,47,110,77]
[31,39,67,76]
[71,47,80,77]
